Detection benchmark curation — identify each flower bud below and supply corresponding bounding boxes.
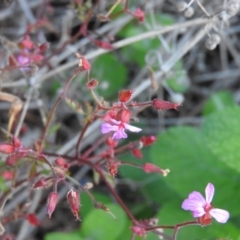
[152,99,181,110]
[211,34,221,45]
[140,136,156,146]
[55,157,69,170]
[131,148,143,159]
[12,136,21,148]
[143,163,170,176]
[67,189,80,220]
[47,192,58,218]
[94,40,113,50]
[184,7,194,18]
[75,53,91,71]
[0,143,15,154]
[118,90,133,102]
[107,159,121,176]
[116,109,131,123]
[106,136,118,147]
[133,8,145,22]
[205,37,217,50]
[131,226,146,237]
[32,177,48,189]
[2,171,14,180]
[226,1,240,16]
[177,2,188,12]
[26,213,40,226]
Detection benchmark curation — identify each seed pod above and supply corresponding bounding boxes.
[184,7,194,18]
[177,1,188,12]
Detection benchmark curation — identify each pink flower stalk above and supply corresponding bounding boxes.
[182,183,229,224]
[101,118,142,139]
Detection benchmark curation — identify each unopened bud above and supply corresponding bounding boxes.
[143,163,170,176]
[67,189,80,220]
[211,34,221,45]
[184,7,194,18]
[32,177,48,189]
[0,143,15,154]
[94,40,113,50]
[75,53,91,71]
[140,136,156,146]
[177,2,188,12]
[118,90,133,103]
[47,192,58,218]
[152,99,181,110]
[133,8,145,22]
[131,226,146,237]
[55,157,69,170]
[131,148,143,159]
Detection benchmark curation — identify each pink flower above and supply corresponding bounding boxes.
[101,118,141,139]
[182,183,229,224]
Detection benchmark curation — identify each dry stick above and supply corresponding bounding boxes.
[38,72,77,152]
[33,18,212,86]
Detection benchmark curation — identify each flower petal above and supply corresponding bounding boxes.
[124,123,142,133]
[192,209,206,218]
[182,191,206,211]
[112,128,127,139]
[205,183,215,204]
[210,208,229,223]
[101,122,118,134]
[109,118,120,125]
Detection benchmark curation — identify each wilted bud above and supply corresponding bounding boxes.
[0,143,15,154]
[67,189,80,220]
[140,136,156,146]
[133,8,145,22]
[177,1,188,12]
[86,78,98,89]
[152,99,181,110]
[12,136,21,148]
[47,192,58,218]
[107,159,121,177]
[75,53,91,71]
[131,148,143,159]
[184,7,194,18]
[118,90,133,103]
[38,42,50,52]
[143,163,170,176]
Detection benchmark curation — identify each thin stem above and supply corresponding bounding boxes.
[96,167,136,223]
[38,72,76,152]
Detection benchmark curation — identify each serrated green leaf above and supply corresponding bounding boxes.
[44,231,82,240]
[80,204,127,240]
[203,91,236,116]
[91,53,127,99]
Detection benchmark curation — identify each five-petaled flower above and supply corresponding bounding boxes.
[181,183,229,225]
[101,118,141,139]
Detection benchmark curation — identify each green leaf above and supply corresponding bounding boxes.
[80,204,127,240]
[44,231,82,240]
[203,91,236,115]
[91,53,127,99]
[151,125,240,217]
[201,106,240,172]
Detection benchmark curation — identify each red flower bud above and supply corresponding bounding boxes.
[26,213,41,226]
[131,148,143,159]
[55,157,69,170]
[94,40,113,50]
[6,154,19,166]
[107,159,121,177]
[86,78,98,89]
[133,8,145,22]
[19,35,34,49]
[47,192,58,218]
[131,226,146,236]
[152,99,181,110]
[2,171,14,180]
[67,189,80,220]
[143,163,170,176]
[118,90,133,103]
[75,53,91,71]
[12,136,21,148]
[106,136,118,148]
[0,143,15,154]
[140,136,156,146]
[33,177,48,189]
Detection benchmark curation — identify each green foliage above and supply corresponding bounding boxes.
[90,53,127,99]
[150,106,240,239]
[80,204,127,240]
[44,231,82,240]
[203,91,236,115]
